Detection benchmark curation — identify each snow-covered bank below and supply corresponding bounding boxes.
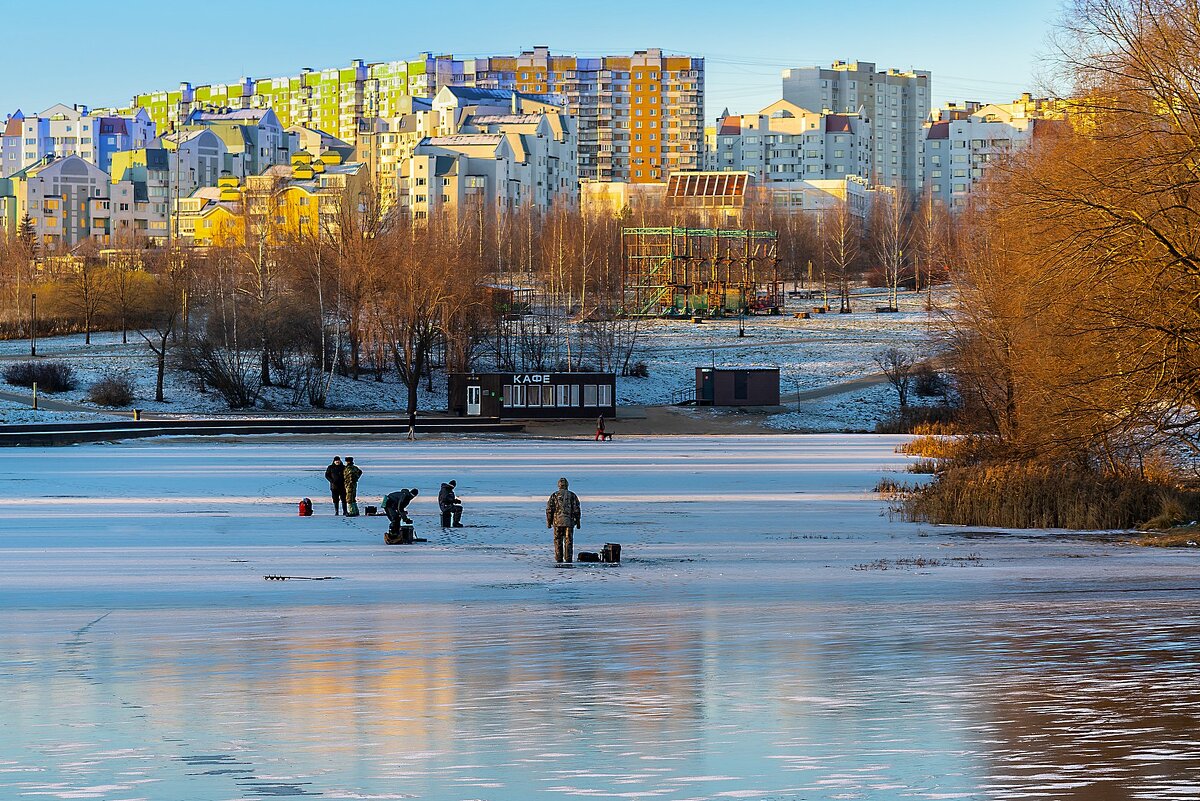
[0,287,946,431]
[2,435,1198,800]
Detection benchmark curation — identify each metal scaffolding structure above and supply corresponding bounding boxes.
[621,227,782,317]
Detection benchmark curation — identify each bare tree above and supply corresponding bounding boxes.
[875,347,916,409]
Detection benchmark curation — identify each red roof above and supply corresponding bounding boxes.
[825,114,853,133]
[926,121,949,140]
[717,116,742,136]
[3,117,22,137]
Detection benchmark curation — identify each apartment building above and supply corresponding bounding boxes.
[1,104,155,177]
[400,87,577,216]
[781,61,930,195]
[182,108,293,177]
[0,155,167,248]
[924,94,1066,209]
[705,100,872,183]
[116,47,702,185]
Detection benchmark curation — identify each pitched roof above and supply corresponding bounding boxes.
[825,114,854,133]
[667,171,750,200]
[717,116,742,136]
[926,121,949,140]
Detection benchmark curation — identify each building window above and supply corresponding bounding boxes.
[556,385,570,407]
[598,384,613,407]
[583,384,598,406]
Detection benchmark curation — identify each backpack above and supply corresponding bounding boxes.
[298,498,313,516]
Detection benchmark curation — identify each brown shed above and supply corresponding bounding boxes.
[696,367,780,406]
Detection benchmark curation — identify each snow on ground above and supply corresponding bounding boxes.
[767,383,901,432]
[2,434,1198,801]
[619,287,944,406]
[0,287,947,429]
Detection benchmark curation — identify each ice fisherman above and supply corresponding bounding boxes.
[439,480,464,527]
[546,476,582,564]
[383,488,419,534]
[324,456,347,515]
[343,457,363,516]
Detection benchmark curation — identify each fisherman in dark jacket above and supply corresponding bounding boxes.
[324,456,346,515]
[438,480,464,527]
[546,476,582,563]
[383,488,419,535]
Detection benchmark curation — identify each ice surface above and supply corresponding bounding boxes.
[2,434,1198,800]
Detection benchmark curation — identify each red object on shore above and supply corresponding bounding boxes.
[298,498,313,516]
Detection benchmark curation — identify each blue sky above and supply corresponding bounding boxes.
[0,0,1066,119]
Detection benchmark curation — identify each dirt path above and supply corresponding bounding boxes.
[0,388,101,414]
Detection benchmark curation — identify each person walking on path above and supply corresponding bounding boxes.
[344,457,363,516]
[324,456,347,515]
[594,415,606,441]
[546,476,582,563]
[407,410,416,441]
[439,480,464,527]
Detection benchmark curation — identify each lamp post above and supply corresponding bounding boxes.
[30,292,36,357]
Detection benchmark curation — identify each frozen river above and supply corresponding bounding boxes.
[2,435,1198,800]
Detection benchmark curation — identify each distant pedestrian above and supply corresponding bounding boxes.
[546,476,582,564]
[344,457,363,516]
[439,479,464,527]
[407,410,416,441]
[594,415,606,441]
[324,456,346,515]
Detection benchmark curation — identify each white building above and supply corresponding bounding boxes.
[1,104,156,177]
[182,108,293,177]
[392,87,577,215]
[781,61,930,195]
[705,100,871,183]
[923,96,1064,209]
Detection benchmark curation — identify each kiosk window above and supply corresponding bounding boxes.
[542,385,556,406]
[556,384,570,407]
[598,384,613,407]
[570,384,580,406]
[502,384,512,406]
[583,384,598,406]
[527,385,541,407]
[511,384,527,407]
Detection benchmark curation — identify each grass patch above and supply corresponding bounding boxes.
[1134,524,1200,548]
[898,434,967,460]
[907,458,942,474]
[901,461,1196,530]
[875,405,958,434]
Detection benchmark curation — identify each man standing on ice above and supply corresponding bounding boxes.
[324,456,346,515]
[546,476,582,563]
[343,457,363,516]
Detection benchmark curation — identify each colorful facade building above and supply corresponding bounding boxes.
[113,47,703,186]
[1,104,155,177]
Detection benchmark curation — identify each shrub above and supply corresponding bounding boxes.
[625,360,650,378]
[907,458,942,474]
[900,461,1196,530]
[900,435,968,460]
[2,361,76,392]
[875,405,959,433]
[87,374,135,407]
[913,363,946,397]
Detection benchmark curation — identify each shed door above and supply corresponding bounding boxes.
[466,385,482,416]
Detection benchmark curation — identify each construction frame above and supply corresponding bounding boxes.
[621,227,782,317]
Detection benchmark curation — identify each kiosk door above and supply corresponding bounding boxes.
[466,385,482,416]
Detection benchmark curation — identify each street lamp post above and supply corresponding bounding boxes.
[30,292,37,357]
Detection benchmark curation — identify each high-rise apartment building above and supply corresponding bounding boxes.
[781,61,930,195]
[705,100,872,184]
[112,48,703,185]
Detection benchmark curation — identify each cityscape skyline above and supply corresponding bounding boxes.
[0,0,1064,119]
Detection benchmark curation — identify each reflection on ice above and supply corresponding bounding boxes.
[1,436,1198,800]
